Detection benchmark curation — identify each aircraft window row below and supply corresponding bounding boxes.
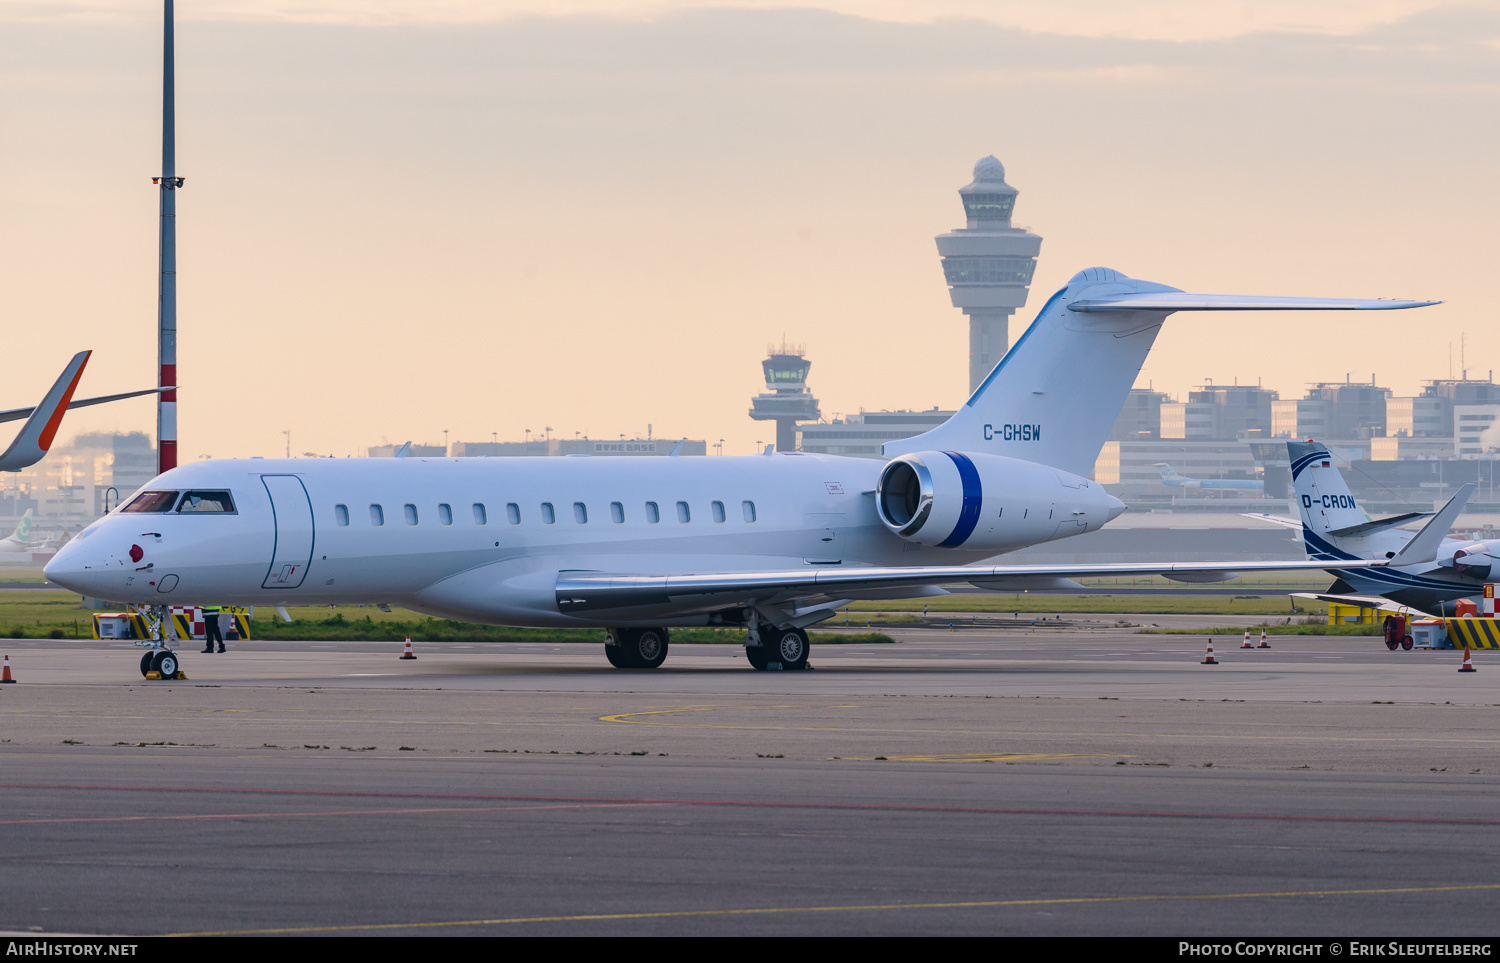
[120,490,236,514]
[333,499,760,528]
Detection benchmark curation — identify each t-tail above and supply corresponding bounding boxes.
[883,268,1437,478]
[1289,439,1472,565]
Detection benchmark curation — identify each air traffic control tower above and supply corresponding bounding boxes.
[936,156,1043,393]
[748,343,820,452]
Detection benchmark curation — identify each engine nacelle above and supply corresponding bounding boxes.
[1449,541,1500,581]
[876,451,1123,551]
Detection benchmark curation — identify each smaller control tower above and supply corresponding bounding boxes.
[936,156,1043,394]
[748,343,821,452]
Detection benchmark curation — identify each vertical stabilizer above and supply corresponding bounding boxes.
[884,268,1178,476]
[1289,441,1368,538]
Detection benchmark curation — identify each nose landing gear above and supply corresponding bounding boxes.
[135,604,187,680]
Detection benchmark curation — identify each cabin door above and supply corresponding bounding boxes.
[261,474,315,589]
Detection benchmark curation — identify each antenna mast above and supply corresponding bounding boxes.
[154,0,182,474]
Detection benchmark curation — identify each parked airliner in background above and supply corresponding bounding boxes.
[0,511,45,555]
[1248,440,1487,617]
[1154,463,1264,492]
[46,268,1436,674]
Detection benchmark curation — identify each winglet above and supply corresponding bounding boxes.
[1389,484,1474,567]
[669,438,687,456]
[0,351,91,472]
[394,441,412,458]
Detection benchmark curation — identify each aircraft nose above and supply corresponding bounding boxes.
[43,537,101,595]
[1105,494,1127,522]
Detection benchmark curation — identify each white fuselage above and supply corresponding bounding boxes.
[44,452,1120,627]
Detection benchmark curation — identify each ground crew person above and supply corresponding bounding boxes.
[201,605,226,654]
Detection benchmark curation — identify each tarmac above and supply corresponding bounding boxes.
[1,623,1497,937]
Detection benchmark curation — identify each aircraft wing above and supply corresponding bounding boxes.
[1241,512,1303,531]
[1068,293,1440,313]
[555,558,1390,618]
[0,386,164,425]
[1291,592,1398,611]
[0,352,93,472]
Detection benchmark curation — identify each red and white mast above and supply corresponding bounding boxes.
[153,0,181,474]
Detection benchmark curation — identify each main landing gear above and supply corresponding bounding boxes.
[745,624,809,672]
[604,628,670,669]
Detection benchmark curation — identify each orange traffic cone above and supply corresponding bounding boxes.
[399,636,417,660]
[0,655,14,683]
[1241,629,1253,649]
[1202,640,1219,665]
[1459,646,1476,673]
[1258,628,1270,649]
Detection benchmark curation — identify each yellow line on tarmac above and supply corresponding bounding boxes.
[164,883,1500,936]
[851,753,1128,762]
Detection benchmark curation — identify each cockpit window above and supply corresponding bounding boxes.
[120,491,179,513]
[176,491,236,514]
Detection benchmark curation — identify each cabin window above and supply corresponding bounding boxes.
[610,501,624,523]
[541,502,555,524]
[473,503,487,525]
[507,502,520,525]
[335,504,350,527]
[574,502,588,524]
[176,491,236,514]
[742,500,757,522]
[120,491,178,513]
[711,500,726,523]
[404,504,419,526]
[645,501,660,524]
[676,501,690,523]
[438,503,453,526]
[370,504,385,526]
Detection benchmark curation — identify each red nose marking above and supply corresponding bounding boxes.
[128,544,144,563]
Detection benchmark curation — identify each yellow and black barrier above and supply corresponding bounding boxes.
[91,606,252,641]
[1445,617,1500,650]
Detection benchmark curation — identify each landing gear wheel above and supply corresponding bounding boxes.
[628,629,669,669]
[745,644,770,671]
[152,650,179,680]
[140,652,155,677]
[772,627,810,671]
[1402,635,1414,651]
[604,642,631,668]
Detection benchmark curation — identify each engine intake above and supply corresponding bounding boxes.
[876,451,1123,551]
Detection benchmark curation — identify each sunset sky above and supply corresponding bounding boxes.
[2,1,1496,459]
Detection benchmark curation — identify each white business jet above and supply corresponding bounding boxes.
[45,268,1435,674]
[1247,440,1487,618]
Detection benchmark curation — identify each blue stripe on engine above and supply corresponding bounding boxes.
[939,451,983,547]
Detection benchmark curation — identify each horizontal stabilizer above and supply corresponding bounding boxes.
[1241,513,1303,531]
[1069,293,1439,313]
[1389,484,1473,567]
[1327,512,1432,539]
